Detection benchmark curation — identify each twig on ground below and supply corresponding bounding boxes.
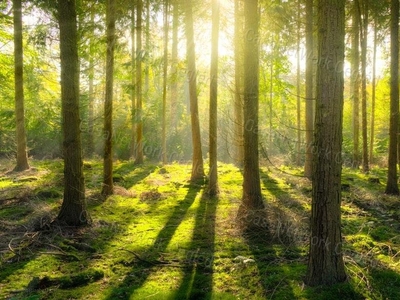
[120,248,182,267]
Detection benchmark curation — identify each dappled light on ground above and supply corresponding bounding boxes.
[1,160,400,299]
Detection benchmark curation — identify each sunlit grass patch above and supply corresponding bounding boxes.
[1,161,400,299]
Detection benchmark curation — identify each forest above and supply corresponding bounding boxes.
[1,0,400,299]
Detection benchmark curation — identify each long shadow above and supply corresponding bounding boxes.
[87,163,157,208]
[0,163,157,298]
[260,171,308,214]
[105,183,203,299]
[114,163,158,189]
[0,193,62,296]
[238,170,308,299]
[173,192,218,299]
[257,171,363,299]
[260,170,309,246]
[1,162,157,298]
[368,265,400,299]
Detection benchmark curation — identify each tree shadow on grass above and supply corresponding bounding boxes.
[229,170,313,298]
[0,193,63,295]
[114,163,158,190]
[259,170,308,245]
[368,266,400,299]
[260,171,308,214]
[87,163,157,208]
[234,171,306,299]
[173,192,218,299]
[104,183,203,300]
[257,171,363,299]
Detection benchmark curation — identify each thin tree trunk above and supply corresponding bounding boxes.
[234,0,244,167]
[304,0,313,179]
[351,1,360,168]
[144,0,150,96]
[170,0,179,132]
[185,0,205,182]
[87,5,95,158]
[135,0,144,164]
[369,19,377,164]
[130,3,136,159]
[208,0,219,196]
[56,0,89,225]
[296,0,301,166]
[13,0,29,172]
[102,0,115,196]
[385,0,399,195]
[269,56,273,145]
[238,0,265,230]
[162,0,168,164]
[360,0,369,173]
[305,0,346,286]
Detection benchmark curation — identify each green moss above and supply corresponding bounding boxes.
[370,225,395,242]
[1,161,400,299]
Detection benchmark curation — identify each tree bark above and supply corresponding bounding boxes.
[162,0,168,164]
[56,0,89,225]
[144,0,150,97]
[385,0,399,195]
[360,0,369,173]
[135,0,144,164]
[305,0,347,286]
[304,0,313,179]
[238,0,265,230]
[296,0,301,166]
[102,0,115,196]
[369,19,377,164]
[87,5,95,158]
[170,0,179,132]
[208,0,219,196]
[130,3,136,159]
[234,0,244,168]
[351,1,360,168]
[184,0,205,182]
[13,0,30,172]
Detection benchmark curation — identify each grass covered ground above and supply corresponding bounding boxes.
[1,159,400,299]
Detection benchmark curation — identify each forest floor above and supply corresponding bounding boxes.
[1,159,400,299]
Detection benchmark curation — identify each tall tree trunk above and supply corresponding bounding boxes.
[296,0,301,166]
[130,3,136,159]
[170,0,179,132]
[269,53,273,145]
[144,0,150,97]
[135,0,144,164]
[102,0,115,196]
[13,0,29,172]
[56,0,89,225]
[369,19,377,164]
[305,0,346,286]
[162,0,168,164]
[208,0,219,196]
[351,1,360,168]
[360,0,369,173]
[87,5,95,158]
[185,0,205,181]
[385,0,399,195]
[238,0,265,230]
[304,0,314,179]
[234,0,244,167]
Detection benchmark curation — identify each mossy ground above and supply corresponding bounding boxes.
[1,159,400,299]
